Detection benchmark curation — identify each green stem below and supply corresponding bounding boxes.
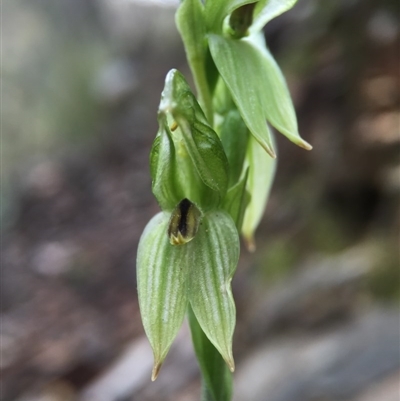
[188,305,233,401]
[201,383,214,401]
[176,0,214,125]
[190,57,214,125]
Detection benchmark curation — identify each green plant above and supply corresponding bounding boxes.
[136,1,311,399]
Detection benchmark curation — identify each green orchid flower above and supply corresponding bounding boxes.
[177,0,312,157]
[137,70,239,381]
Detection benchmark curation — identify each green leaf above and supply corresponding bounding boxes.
[241,134,277,251]
[188,306,233,401]
[137,212,190,380]
[176,0,206,70]
[222,169,250,231]
[188,211,239,371]
[209,33,312,156]
[251,0,298,34]
[176,0,213,121]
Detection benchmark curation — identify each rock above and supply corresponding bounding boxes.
[247,246,378,338]
[234,308,400,401]
[32,242,77,276]
[79,323,197,401]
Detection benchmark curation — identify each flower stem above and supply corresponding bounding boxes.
[188,305,233,401]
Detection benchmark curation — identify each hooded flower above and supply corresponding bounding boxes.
[176,0,311,247]
[177,0,312,157]
[137,70,239,380]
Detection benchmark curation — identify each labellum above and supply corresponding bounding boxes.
[168,198,202,245]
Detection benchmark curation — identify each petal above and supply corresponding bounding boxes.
[137,212,190,379]
[241,135,277,251]
[209,33,312,155]
[188,211,240,371]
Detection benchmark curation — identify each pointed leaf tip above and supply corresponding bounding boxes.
[227,356,235,372]
[244,235,256,252]
[300,141,313,151]
[151,362,162,381]
[256,134,276,158]
[265,145,277,159]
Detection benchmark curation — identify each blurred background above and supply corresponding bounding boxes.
[2,0,399,400]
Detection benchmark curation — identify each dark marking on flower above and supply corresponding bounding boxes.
[168,198,201,245]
